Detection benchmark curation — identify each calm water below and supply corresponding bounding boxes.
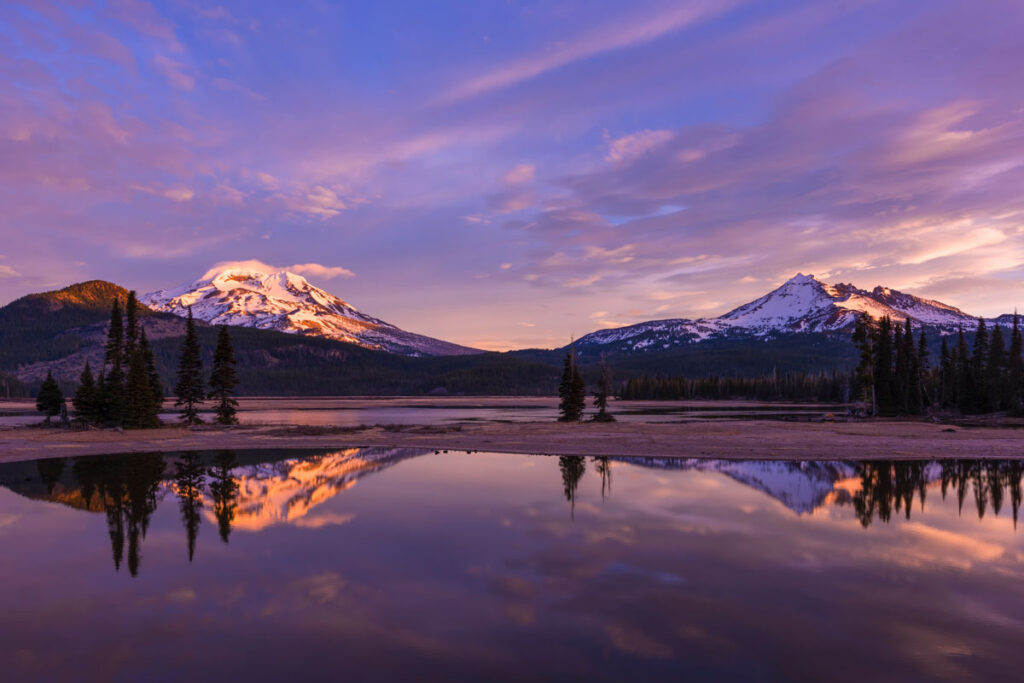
[222,403,838,426]
[0,402,842,428]
[1,450,1022,681]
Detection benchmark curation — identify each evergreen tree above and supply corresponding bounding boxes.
[73,362,102,425]
[124,291,139,359]
[102,300,126,425]
[904,319,921,414]
[174,308,205,425]
[873,316,895,415]
[972,318,990,412]
[939,336,953,408]
[1008,313,1023,415]
[140,329,163,422]
[852,315,875,411]
[125,345,156,428]
[955,329,974,413]
[105,300,124,370]
[36,371,64,423]
[557,349,585,422]
[917,329,931,408]
[592,354,615,422]
[892,319,909,413]
[209,326,239,425]
[988,324,1006,411]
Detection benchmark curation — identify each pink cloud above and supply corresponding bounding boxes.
[152,55,194,90]
[436,1,743,103]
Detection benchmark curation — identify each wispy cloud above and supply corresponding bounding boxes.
[435,1,742,103]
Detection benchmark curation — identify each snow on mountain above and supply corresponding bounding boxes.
[614,457,859,514]
[141,262,479,357]
[576,273,997,352]
[193,447,426,531]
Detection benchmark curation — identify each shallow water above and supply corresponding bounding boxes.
[228,403,839,426]
[0,402,842,428]
[0,450,1021,681]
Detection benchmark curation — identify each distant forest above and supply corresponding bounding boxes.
[619,371,849,403]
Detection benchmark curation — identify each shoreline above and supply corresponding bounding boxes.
[1,418,1022,464]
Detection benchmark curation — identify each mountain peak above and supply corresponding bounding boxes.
[784,272,821,286]
[573,271,994,352]
[141,264,479,357]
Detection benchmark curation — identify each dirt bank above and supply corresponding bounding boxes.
[1,418,1021,463]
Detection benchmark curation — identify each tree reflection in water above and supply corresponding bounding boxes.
[71,454,166,576]
[8,452,1024,577]
[174,452,205,563]
[56,451,242,574]
[559,456,586,519]
[208,451,240,543]
[593,457,611,501]
[855,460,1024,528]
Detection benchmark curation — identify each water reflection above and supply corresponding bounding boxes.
[853,460,1024,528]
[594,456,612,500]
[174,452,204,562]
[2,450,1024,680]
[558,456,586,518]
[0,448,430,576]
[64,453,167,576]
[5,453,1024,576]
[208,451,239,543]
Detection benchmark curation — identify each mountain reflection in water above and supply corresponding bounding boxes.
[2,451,1023,577]
[2,450,1024,681]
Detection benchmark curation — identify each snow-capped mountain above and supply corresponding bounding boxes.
[141,263,479,357]
[614,457,860,514]
[575,273,1004,353]
[194,447,426,531]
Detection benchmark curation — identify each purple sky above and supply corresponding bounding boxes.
[2,0,1023,349]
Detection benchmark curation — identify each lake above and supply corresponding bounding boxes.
[0,398,844,429]
[0,449,1021,681]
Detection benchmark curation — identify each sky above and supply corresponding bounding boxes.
[1,0,1023,350]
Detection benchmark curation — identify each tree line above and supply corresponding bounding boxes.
[36,296,240,427]
[619,370,849,402]
[854,314,1023,416]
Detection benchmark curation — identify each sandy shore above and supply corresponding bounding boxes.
[0,418,1021,463]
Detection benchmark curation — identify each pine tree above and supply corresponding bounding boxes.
[852,315,875,411]
[874,316,895,415]
[904,319,921,414]
[592,354,615,422]
[939,336,953,408]
[73,362,102,425]
[1009,313,1023,415]
[557,349,585,422]
[209,326,239,425]
[972,318,990,412]
[102,300,126,425]
[917,329,931,408]
[124,291,139,359]
[36,371,64,423]
[105,300,124,370]
[988,324,1006,411]
[174,308,205,425]
[571,358,585,420]
[125,345,156,428]
[955,329,974,413]
[140,329,163,423]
